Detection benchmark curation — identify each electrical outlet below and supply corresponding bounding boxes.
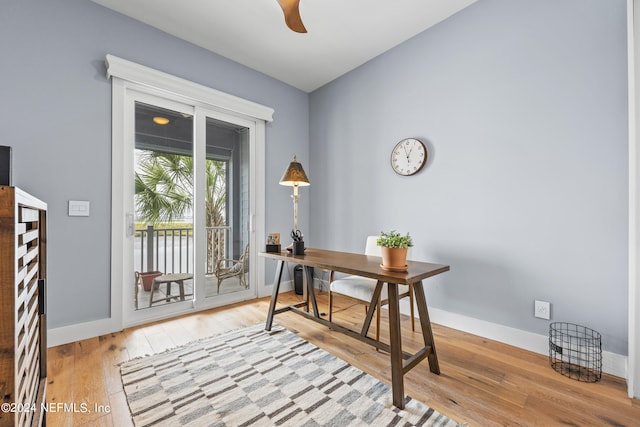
[535,300,551,320]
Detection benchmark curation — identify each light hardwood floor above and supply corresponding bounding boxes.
[47,291,640,426]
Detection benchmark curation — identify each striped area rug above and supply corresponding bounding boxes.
[121,323,459,426]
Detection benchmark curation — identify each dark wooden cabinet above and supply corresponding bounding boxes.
[0,186,47,427]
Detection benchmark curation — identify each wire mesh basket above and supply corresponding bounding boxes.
[549,322,602,382]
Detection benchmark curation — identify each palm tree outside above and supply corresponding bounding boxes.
[135,150,227,274]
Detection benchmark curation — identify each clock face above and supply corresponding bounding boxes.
[391,138,427,176]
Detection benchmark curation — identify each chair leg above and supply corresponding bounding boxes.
[165,282,172,302]
[149,283,156,307]
[329,290,333,323]
[178,280,185,300]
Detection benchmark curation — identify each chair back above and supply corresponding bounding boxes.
[240,244,250,268]
[365,236,381,256]
[364,235,412,259]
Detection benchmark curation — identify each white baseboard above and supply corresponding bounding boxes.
[48,317,121,348]
[401,300,627,379]
[319,279,623,375]
[49,280,297,347]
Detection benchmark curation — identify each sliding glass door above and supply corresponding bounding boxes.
[108,55,272,330]
[201,116,251,299]
[133,100,195,310]
[123,91,256,324]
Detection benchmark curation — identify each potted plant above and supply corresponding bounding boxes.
[377,230,413,271]
[137,271,163,291]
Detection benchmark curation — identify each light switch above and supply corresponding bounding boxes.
[68,200,90,217]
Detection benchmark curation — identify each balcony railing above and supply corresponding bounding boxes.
[134,225,231,275]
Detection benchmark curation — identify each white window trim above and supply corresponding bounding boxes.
[105,55,274,122]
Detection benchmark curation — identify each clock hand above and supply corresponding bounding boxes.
[403,146,412,162]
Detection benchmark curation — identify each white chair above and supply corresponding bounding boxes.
[328,236,415,341]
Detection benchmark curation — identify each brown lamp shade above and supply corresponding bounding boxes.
[279,156,310,186]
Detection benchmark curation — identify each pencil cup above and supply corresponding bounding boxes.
[293,241,305,255]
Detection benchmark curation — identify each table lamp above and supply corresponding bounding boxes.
[279,155,310,250]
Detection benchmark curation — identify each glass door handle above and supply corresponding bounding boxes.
[126,213,134,237]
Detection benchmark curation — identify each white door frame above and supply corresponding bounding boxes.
[106,55,273,329]
[628,0,639,399]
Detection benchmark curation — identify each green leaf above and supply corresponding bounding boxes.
[376,230,413,248]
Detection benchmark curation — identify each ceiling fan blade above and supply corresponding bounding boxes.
[276,0,307,33]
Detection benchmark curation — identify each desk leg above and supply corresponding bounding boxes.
[304,266,319,317]
[413,281,440,374]
[361,280,384,337]
[387,282,405,409]
[302,264,307,311]
[265,260,285,331]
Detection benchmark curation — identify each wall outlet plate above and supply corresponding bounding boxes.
[535,300,551,320]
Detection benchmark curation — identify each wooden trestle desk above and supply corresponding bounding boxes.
[260,248,450,409]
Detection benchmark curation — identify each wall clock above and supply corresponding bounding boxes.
[390,138,427,176]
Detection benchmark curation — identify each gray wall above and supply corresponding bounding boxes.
[309,0,629,354]
[1,0,309,329]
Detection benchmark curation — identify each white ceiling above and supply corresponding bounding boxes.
[91,0,477,92]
